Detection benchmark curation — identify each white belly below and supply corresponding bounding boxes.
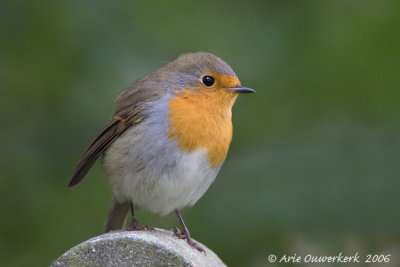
[102,123,221,216]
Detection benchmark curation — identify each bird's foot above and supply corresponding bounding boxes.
[173,227,205,254]
[126,221,154,231]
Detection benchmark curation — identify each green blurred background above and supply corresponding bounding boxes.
[1,1,399,266]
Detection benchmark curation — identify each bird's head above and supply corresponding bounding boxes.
[160,52,255,98]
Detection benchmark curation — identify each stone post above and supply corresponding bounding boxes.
[52,228,226,267]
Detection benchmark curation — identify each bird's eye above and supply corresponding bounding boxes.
[202,76,215,87]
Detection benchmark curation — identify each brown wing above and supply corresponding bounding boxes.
[68,104,145,188]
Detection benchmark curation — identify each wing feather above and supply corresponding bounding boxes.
[68,104,145,187]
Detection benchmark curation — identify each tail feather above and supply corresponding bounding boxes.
[102,196,130,233]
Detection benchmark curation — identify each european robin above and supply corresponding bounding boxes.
[69,52,255,252]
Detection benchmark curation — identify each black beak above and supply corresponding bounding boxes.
[228,85,256,94]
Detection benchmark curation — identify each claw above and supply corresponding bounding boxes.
[186,238,206,254]
[172,226,182,237]
[125,203,154,232]
[126,224,154,231]
[173,210,206,254]
[172,226,205,254]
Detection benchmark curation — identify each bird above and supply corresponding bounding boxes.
[68,52,255,252]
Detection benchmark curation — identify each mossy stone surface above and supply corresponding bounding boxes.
[52,229,225,267]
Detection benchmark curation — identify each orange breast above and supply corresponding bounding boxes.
[168,88,238,167]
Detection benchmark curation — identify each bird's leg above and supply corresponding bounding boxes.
[173,209,205,254]
[126,202,154,231]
